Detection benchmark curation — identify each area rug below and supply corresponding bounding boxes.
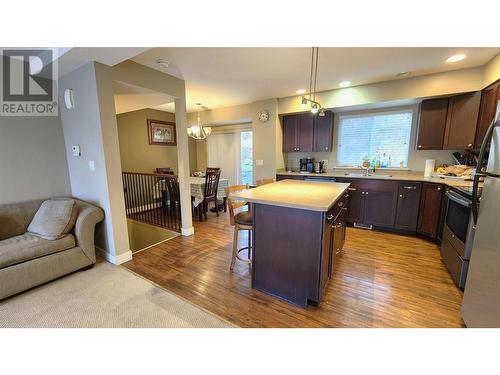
[0,261,232,328]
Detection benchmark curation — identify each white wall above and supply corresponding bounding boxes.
[0,115,71,204]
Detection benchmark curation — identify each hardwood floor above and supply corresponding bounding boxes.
[123,210,465,327]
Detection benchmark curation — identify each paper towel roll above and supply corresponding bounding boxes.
[424,159,435,177]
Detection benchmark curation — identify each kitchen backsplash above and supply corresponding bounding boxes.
[285,149,459,172]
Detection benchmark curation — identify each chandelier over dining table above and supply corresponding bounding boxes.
[187,103,212,140]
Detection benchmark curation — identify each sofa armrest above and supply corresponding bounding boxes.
[73,202,104,263]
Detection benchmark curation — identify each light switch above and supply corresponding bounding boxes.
[256,159,264,166]
[88,160,95,172]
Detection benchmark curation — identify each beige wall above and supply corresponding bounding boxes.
[283,105,458,172]
[116,108,197,174]
[484,53,500,87]
[0,115,71,204]
[187,99,281,182]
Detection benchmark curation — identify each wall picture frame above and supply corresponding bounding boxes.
[147,119,177,146]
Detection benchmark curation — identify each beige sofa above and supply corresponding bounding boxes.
[0,198,104,300]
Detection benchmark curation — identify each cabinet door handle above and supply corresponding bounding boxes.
[348,187,357,191]
[403,186,417,190]
[338,201,344,207]
[399,194,403,198]
[325,147,328,150]
[361,192,365,195]
[468,143,473,148]
[327,214,334,220]
[365,192,369,195]
[437,187,441,191]
[343,207,348,210]
[418,145,422,149]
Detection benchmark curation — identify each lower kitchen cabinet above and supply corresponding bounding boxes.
[417,183,444,239]
[276,174,446,242]
[395,182,422,231]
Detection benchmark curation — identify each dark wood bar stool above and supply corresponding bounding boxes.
[202,167,221,221]
[225,184,253,270]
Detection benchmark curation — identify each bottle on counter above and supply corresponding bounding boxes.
[375,152,381,168]
[381,153,387,168]
[387,155,392,168]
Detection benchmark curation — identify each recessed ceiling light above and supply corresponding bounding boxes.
[296,89,306,94]
[156,59,170,68]
[338,81,351,88]
[396,71,410,77]
[446,54,466,63]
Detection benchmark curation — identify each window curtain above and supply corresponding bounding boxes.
[207,132,242,186]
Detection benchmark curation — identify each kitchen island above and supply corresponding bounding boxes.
[230,179,350,307]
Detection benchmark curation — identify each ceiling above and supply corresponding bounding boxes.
[113,81,174,114]
[131,47,500,112]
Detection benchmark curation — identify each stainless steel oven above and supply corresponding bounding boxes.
[440,188,476,289]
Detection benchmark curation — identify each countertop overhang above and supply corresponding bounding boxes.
[230,179,350,212]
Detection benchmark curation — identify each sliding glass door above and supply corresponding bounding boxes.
[207,130,253,186]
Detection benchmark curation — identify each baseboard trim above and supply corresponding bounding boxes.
[95,246,133,265]
[181,227,194,236]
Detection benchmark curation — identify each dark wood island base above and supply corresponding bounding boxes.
[250,188,349,308]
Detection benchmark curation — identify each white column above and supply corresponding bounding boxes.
[174,95,194,236]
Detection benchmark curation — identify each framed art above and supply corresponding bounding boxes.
[147,119,177,146]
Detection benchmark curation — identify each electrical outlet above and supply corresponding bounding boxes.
[88,160,95,172]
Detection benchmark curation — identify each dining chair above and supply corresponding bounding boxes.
[224,184,252,271]
[202,167,221,220]
[164,177,181,221]
[256,178,275,186]
[156,167,174,175]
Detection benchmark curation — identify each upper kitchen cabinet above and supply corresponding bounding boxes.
[443,92,481,150]
[416,92,481,150]
[282,115,298,152]
[297,113,314,152]
[313,111,333,152]
[282,113,314,152]
[417,98,449,150]
[475,80,500,149]
[282,112,333,153]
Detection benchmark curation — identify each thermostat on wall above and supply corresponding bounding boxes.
[72,145,81,157]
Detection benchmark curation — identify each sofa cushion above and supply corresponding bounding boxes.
[27,199,77,240]
[0,233,76,269]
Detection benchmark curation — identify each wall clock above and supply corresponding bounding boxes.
[258,109,270,122]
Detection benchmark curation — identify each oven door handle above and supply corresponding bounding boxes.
[445,190,472,208]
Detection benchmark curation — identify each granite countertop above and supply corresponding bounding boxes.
[276,170,480,188]
[230,179,350,212]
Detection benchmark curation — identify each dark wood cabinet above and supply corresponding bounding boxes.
[475,81,500,148]
[417,98,449,150]
[313,111,333,152]
[395,182,422,231]
[363,190,398,227]
[416,92,482,151]
[336,178,398,228]
[443,92,481,150]
[346,188,364,223]
[296,113,314,152]
[282,115,298,152]
[331,209,346,276]
[320,210,335,294]
[282,112,332,153]
[417,183,444,239]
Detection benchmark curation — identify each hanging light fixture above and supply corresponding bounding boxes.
[187,103,212,140]
[300,47,325,116]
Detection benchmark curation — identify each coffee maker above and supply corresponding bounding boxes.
[299,157,314,173]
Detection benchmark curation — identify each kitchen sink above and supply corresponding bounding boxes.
[344,173,393,178]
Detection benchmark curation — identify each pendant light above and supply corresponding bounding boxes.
[300,47,325,116]
[187,103,212,140]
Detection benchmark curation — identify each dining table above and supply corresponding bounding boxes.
[154,176,229,220]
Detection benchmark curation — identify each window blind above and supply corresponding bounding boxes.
[336,110,413,168]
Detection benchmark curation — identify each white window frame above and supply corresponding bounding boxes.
[333,106,417,169]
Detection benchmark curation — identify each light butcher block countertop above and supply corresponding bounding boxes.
[276,170,480,188]
[230,179,350,212]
